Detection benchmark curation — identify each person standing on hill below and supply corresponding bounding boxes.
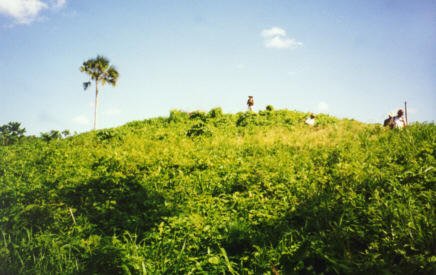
[247,96,254,111]
[305,113,316,126]
[393,109,407,128]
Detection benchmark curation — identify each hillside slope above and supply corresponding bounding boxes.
[1,109,435,274]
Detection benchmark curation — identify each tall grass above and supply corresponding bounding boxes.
[0,110,434,274]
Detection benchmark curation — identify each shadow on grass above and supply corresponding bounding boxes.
[61,176,171,236]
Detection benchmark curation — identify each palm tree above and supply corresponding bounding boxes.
[80,55,119,130]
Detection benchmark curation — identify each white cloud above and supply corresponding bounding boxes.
[0,0,66,24]
[318,102,329,111]
[261,27,303,50]
[261,27,286,37]
[72,115,90,125]
[265,36,303,49]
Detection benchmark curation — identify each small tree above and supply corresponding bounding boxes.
[80,55,119,130]
[40,130,62,142]
[0,122,26,146]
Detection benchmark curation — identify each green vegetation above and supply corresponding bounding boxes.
[0,108,435,274]
[0,122,26,146]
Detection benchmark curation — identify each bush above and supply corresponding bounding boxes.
[96,129,124,142]
[208,107,223,118]
[266,105,275,112]
[189,111,207,121]
[0,122,26,146]
[185,122,213,137]
[40,130,62,142]
[168,109,189,123]
[1,109,434,274]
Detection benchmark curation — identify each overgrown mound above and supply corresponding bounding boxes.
[0,108,435,274]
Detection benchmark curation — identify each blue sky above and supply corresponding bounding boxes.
[1,0,435,135]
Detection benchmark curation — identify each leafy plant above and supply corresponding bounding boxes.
[0,110,434,274]
[185,122,213,137]
[96,129,124,142]
[208,107,223,118]
[40,130,62,142]
[0,122,26,146]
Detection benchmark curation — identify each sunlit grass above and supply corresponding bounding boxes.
[0,109,434,274]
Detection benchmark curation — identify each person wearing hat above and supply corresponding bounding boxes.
[383,112,396,128]
[393,109,407,128]
[305,113,316,126]
[247,96,254,111]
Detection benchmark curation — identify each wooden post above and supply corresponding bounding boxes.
[405,101,408,125]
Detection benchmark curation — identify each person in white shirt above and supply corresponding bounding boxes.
[305,113,316,126]
[393,109,407,128]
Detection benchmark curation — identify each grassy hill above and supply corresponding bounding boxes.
[1,108,435,274]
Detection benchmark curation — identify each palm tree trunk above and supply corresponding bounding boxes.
[94,82,99,130]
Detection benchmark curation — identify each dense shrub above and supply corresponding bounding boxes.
[189,110,207,122]
[0,122,26,146]
[265,105,275,111]
[208,107,223,118]
[96,129,124,142]
[0,110,434,274]
[185,122,213,137]
[168,109,189,123]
